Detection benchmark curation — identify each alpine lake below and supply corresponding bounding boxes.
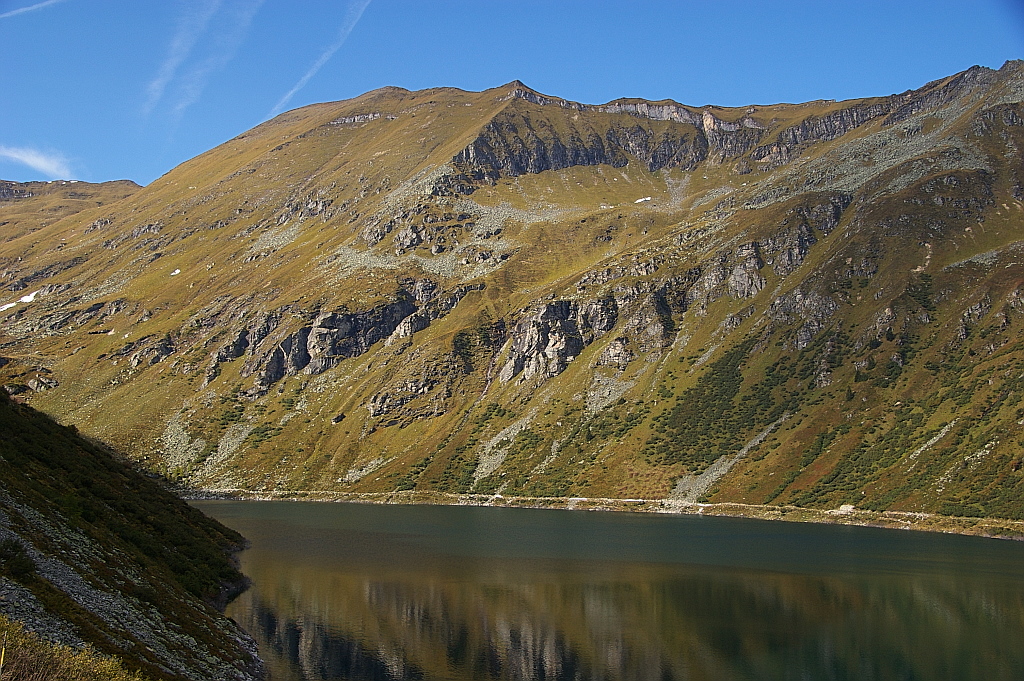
[195,500,1024,681]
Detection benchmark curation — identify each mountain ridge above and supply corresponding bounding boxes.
[1,60,1023,525]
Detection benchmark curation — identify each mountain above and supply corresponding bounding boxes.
[0,389,262,680]
[0,179,139,245]
[2,61,1024,522]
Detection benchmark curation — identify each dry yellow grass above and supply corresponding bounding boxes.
[0,616,149,681]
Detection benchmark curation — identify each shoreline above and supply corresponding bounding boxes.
[182,488,1024,541]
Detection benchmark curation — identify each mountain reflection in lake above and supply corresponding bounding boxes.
[196,501,1024,681]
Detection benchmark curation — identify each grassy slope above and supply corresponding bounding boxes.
[1,65,1023,527]
[0,180,140,245]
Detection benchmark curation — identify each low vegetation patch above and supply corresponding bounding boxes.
[0,615,148,681]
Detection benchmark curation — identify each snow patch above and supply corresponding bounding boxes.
[634,196,652,203]
[18,290,40,303]
[0,303,16,312]
[170,269,181,276]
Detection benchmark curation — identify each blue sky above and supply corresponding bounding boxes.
[1,0,1021,186]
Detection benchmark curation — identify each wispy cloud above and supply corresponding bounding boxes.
[169,0,265,117]
[0,0,67,20]
[268,0,373,117]
[145,0,264,120]
[0,146,72,179]
[144,0,224,115]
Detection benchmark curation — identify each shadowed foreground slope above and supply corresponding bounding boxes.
[0,389,262,680]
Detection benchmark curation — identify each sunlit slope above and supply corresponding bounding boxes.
[0,179,140,244]
[2,62,1024,519]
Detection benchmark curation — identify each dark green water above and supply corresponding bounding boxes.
[196,501,1024,681]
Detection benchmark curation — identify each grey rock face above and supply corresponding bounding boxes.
[208,282,483,395]
[476,67,1005,187]
[752,103,892,169]
[246,298,417,392]
[726,243,766,299]
[800,194,853,235]
[604,123,708,171]
[388,283,484,343]
[769,288,840,349]
[701,110,764,162]
[597,336,635,370]
[394,225,424,250]
[114,334,176,368]
[0,181,34,201]
[26,376,59,392]
[884,64,999,125]
[450,114,628,187]
[501,85,768,164]
[760,195,851,278]
[203,311,282,385]
[764,219,816,279]
[957,296,994,341]
[446,104,771,190]
[360,217,394,246]
[499,297,617,382]
[686,255,729,314]
[366,374,439,418]
[750,67,1003,172]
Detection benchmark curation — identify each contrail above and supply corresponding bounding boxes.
[0,0,67,20]
[144,0,224,115]
[0,146,72,179]
[268,0,372,117]
[170,0,266,117]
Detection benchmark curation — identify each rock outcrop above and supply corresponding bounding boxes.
[202,281,485,394]
[446,103,767,190]
[500,298,618,382]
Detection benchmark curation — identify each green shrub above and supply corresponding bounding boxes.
[0,539,34,581]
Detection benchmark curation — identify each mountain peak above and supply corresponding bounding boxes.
[501,79,535,92]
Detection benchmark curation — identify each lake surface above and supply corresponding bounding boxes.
[196,501,1024,681]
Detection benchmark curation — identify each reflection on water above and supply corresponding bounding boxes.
[196,501,1024,681]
